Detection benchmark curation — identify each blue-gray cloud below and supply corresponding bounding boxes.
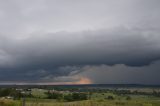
[0,0,160,83]
[55,60,160,85]
[0,26,160,83]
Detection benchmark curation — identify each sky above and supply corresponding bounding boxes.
[0,0,160,85]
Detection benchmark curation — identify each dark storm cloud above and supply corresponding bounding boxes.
[0,0,160,83]
[0,26,160,82]
[2,26,160,67]
[56,60,160,85]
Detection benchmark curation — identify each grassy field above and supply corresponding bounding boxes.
[0,99,21,106]
[1,92,160,106]
[0,98,160,106]
[1,86,160,106]
[31,88,48,98]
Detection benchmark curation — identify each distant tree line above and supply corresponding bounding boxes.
[0,88,32,99]
[46,92,88,101]
[0,88,160,101]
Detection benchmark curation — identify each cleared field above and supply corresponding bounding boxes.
[31,88,48,98]
[0,94,160,106]
[1,86,160,106]
[24,99,160,106]
[0,99,21,106]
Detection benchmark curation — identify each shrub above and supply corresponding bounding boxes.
[107,96,114,100]
[126,96,131,100]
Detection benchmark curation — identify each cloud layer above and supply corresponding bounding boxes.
[0,0,160,84]
[59,60,160,85]
[0,26,160,83]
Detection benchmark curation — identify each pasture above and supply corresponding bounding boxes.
[1,92,160,106]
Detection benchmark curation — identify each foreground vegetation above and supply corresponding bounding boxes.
[0,85,160,106]
[1,95,160,106]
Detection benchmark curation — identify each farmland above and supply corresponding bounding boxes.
[0,84,160,106]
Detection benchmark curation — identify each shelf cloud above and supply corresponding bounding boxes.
[0,0,160,84]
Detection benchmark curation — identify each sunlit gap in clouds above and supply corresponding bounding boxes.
[47,77,92,85]
[0,77,92,85]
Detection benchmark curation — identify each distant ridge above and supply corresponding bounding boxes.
[0,84,160,88]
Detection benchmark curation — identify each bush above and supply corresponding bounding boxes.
[47,92,63,100]
[107,96,114,100]
[72,93,87,100]
[64,93,88,102]
[126,96,131,100]
[64,94,73,101]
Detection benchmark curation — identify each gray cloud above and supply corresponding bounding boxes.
[0,0,160,83]
[55,60,160,85]
[0,26,160,83]
[1,26,160,67]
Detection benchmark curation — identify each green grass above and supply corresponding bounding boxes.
[24,99,160,106]
[31,88,48,98]
[1,97,160,106]
[0,99,21,106]
[1,91,160,106]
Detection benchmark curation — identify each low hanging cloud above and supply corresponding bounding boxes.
[1,26,160,68]
[54,60,160,85]
[0,0,160,84]
[0,26,160,83]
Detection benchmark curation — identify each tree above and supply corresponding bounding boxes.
[126,96,131,100]
[107,96,114,100]
[64,94,73,101]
